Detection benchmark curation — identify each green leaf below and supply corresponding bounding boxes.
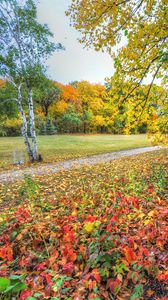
[93,286,98,293]
[33,293,42,297]
[0,277,10,292]
[11,230,18,241]
[130,284,143,300]
[62,287,71,294]
[10,274,25,280]
[124,29,128,36]
[64,276,73,281]
[13,282,27,293]
[130,271,135,279]
[4,282,27,293]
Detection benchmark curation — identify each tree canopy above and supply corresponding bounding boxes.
[67,0,168,98]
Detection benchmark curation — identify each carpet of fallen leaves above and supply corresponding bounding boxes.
[0,149,167,300]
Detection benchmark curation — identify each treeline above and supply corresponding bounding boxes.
[0,77,167,137]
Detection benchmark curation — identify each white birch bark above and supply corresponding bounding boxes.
[17,85,33,161]
[27,87,38,160]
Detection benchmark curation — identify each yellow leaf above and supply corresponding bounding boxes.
[127,214,133,220]
[84,222,94,233]
[117,274,123,281]
[138,212,145,219]
[148,210,157,217]
[72,210,77,216]
[144,219,151,225]
[52,285,58,292]
[94,220,101,228]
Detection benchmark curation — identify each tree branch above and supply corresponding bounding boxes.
[137,63,162,122]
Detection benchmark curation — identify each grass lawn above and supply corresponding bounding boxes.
[0,134,152,170]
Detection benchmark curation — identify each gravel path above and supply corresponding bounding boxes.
[0,146,163,183]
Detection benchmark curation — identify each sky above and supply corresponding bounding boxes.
[37,0,115,85]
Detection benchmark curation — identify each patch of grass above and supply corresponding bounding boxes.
[0,134,152,170]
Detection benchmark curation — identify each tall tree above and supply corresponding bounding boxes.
[34,77,61,117]
[0,0,63,161]
[67,0,168,104]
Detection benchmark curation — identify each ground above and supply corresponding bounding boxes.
[0,148,167,300]
[0,146,161,182]
[0,134,152,171]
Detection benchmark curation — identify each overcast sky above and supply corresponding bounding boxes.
[37,0,114,84]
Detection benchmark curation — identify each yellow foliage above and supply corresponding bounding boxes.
[84,222,94,233]
[67,0,167,140]
[49,100,68,117]
[84,220,101,233]
[4,118,22,128]
[92,115,106,127]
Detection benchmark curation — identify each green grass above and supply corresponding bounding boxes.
[0,134,152,170]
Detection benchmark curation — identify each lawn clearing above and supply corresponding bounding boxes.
[0,134,152,171]
[0,149,167,299]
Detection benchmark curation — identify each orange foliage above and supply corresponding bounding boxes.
[0,79,6,88]
[62,85,79,103]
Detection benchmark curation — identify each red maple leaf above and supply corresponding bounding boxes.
[124,246,137,264]
[62,262,74,275]
[19,290,33,300]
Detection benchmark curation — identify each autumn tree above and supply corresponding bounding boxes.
[0,0,63,161]
[77,81,106,132]
[48,84,79,129]
[61,84,80,105]
[67,0,168,113]
[105,76,168,135]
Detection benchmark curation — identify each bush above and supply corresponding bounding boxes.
[39,122,47,135]
[46,118,57,135]
[3,118,22,136]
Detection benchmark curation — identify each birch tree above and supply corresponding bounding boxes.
[0,0,63,161]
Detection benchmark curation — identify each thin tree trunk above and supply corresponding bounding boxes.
[27,87,38,161]
[17,85,33,161]
[44,106,48,117]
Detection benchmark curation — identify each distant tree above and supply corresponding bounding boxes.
[0,0,63,161]
[46,118,56,135]
[82,110,92,133]
[40,122,46,135]
[62,108,81,133]
[49,99,68,118]
[34,78,61,117]
[61,84,79,104]
[0,82,18,119]
[69,81,79,89]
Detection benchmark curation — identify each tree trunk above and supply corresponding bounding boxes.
[28,87,38,161]
[17,86,33,161]
[83,121,86,134]
[44,105,48,117]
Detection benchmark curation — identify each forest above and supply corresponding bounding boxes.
[0,78,167,139]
